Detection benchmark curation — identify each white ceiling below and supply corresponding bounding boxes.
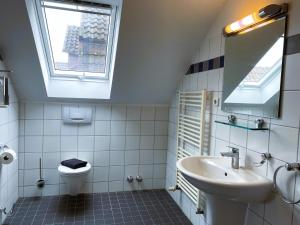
[0,0,226,104]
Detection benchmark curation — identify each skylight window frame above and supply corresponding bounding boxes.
[34,0,118,82]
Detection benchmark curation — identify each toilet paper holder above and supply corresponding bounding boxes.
[0,144,16,164]
[0,144,9,160]
[0,144,8,150]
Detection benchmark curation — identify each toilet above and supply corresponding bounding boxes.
[58,162,92,196]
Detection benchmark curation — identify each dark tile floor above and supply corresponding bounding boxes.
[4,190,192,225]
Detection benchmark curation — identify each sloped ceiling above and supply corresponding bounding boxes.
[0,0,226,104]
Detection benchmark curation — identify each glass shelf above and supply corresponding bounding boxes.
[214,120,269,131]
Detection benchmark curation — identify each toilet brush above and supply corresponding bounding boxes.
[36,158,45,188]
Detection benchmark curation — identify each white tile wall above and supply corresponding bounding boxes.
[19,103,168,197]
[165,1,300,225]
[0,62,19,223]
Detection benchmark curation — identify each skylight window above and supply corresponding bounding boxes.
[36,0,117,80]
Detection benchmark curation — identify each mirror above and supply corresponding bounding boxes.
[222,17,286,118]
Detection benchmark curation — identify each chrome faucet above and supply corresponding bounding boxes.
[221,147,239,169]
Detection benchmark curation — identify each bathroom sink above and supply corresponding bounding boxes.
[177,156,272,202]
[176,156,273,225]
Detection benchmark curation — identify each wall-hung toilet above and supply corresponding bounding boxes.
[58,162,91,196]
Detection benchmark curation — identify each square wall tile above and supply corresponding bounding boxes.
[60,152,77,161]
[111,105,126,120]
[44,103,61,119]
[269,124,299,162]
[25,153,42,169]
[139,179,153,190]
[95,121,111,135]
[19,102,25,119]
[24,169,39,186]
[126,121,140,135]
[61,123,77,135]
[42,184,59,196]
[44,120,61,135]
[283,54,300,91]
[93,166,109,182]
[23,186,42,197]
[245,150,267,177]
[110,136,125,150]
[215,118,230,141]
[95,104,111,120]
[78,152,94,165]
[153,179,165,189]
[43,152,60,168]
[61,136,77,152]
[111,121,126,135]
[109,181,124,192]
[94,151,109,166]
[141,121,154,135]
[141,107,155,120]
[271,91,300,128]
[25,120,43,135]
[207,70,220,92]
[125,151,139,165]
[153,164,166,179]
[110,151,125,165]
[140,150,153,164]
[154,121,168,135]
[125,165,139,177]
[154,150,167,164]
[19,137,25,153]
[93,182,108,193]
[25,136,43,153]
[230,125,247,147]
[140,136,154,149]
[78,123,94,136]
[25,103,43,119]
[247,120,270,153]
[139,165,153,179]
[78,136,94,151]
[155,106,169,121]
[125,136,140,150]
[126,106,141,120]
[197,72,208,91]
[44,168,59,184]
[95,136,110,151]
[154,136,167,149]
[109,166,124,181]
[19,119,25,135]
[43,136,60,152]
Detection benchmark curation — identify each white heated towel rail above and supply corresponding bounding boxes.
[174,90,207,214]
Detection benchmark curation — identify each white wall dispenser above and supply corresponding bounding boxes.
[62,106,93,124]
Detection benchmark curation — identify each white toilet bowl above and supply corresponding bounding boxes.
[58,162,91,196]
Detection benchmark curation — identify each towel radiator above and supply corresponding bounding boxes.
[172,90,207,214]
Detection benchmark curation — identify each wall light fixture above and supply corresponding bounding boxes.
[223,4,288,37]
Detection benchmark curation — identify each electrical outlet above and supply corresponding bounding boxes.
[213,97,219,106]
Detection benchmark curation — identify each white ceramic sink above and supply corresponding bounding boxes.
[176,156,273,225]
[177,156,272,202]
